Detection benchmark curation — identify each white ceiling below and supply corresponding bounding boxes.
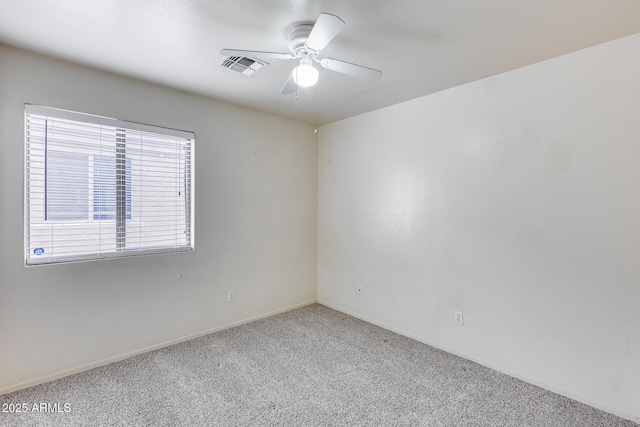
[1,0,639,125]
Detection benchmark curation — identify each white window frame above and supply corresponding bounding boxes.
[24,105,195,265]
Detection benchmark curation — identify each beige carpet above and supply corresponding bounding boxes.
[0,304,635,426]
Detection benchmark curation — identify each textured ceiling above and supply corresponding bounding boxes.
[1,0,639,125]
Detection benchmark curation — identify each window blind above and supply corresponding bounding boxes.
[25,105,194,265]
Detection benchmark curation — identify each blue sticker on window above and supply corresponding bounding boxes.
[33,248,45,255]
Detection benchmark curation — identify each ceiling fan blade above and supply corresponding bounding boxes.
[220,49,294,60]
[305,13,345,53]
[318,58,382,82]
[280,70,297,94]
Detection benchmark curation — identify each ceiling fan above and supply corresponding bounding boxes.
[220,13,382,94]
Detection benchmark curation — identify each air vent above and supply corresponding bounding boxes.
[221,56,268,76]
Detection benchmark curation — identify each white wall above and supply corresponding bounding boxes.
[0,44,317,392]
[318,33,640,421]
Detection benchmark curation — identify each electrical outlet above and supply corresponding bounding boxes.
[454,311,463,325]
[227,290,236,303]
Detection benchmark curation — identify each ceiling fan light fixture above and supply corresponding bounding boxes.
[293,59,319,87]
[221,13,381,95]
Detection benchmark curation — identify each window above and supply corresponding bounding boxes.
[25,105,194,265]
[92,155,131,221]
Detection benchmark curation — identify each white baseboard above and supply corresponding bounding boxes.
[317,299,640,425]
[0,299,316,396]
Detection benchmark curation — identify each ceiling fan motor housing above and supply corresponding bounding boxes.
[288,24,315,56]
